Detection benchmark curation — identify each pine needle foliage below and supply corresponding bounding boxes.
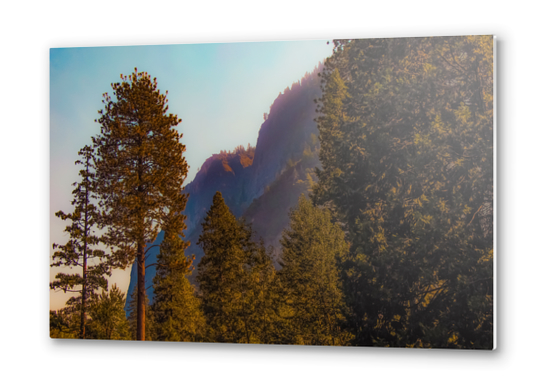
[277,195,351,346]
[313,36,494,348]
[92,69,189,340]
[87,284,131,340]
[151,211,206,342]
[197,192,276,344]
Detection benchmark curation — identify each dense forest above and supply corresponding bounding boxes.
[50,36,493,349]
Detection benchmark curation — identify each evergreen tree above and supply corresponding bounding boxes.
[242,239,278,344]
[277,195,351,346]
[87,284,131,340]
[50,145,110,339]
[151,211,206,342]
[92,69,189,340]
[197,192,275,343]
[314,36,494,348]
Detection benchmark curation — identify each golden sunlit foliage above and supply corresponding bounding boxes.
[313,36,493,348]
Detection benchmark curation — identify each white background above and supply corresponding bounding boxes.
[1,1,538,382]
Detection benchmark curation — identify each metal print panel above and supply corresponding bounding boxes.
[50,36,495,349]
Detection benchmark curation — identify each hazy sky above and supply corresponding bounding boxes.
[50,40,333,310]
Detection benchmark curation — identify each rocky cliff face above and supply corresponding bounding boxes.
[126,64,323,309]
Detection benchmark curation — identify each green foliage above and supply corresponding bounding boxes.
[50,145,110,339]
[50,309,79,339]
[313,36,493,348]
[51,285,131,340]
[92,68,189,340]
[87,285,131,340]
[151,211,206,342]
[197,192,276,343]
[277,195,351,345]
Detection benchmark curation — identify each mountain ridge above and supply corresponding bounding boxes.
[125,63,324,309]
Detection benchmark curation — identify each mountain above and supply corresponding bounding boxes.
[125,63,323,309]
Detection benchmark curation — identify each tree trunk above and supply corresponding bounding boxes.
[80,264,87,339]
[80,238,87,339]
[137,241,146,340]
[80,160,90,340]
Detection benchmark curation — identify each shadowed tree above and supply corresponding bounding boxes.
[50,145,110,339]
[92,69,188,340]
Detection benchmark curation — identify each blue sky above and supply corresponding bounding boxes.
[50,40,333,310]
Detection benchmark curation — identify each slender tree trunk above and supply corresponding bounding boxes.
[80,160,90,340]
[80,257,87,339]
[137,241,146,340]
[135,148,146,341]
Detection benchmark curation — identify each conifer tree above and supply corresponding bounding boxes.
[277,195,350,346]
[87,284,131,340]
[197,192,275,343]
[242,239,278,344]
[50,145,110,339]
[92,69,188,340]
[151,211,205,342]
[314,36,494,348]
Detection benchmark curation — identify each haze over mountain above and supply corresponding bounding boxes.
[126,63,324,307]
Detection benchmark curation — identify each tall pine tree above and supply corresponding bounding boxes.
[92,69,189,340]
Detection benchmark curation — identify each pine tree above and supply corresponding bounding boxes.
[197,192,275,343]
[277,195,350,346]
[314,36,494,348]
[87,284,131,340]
[242,239,278,344]
[151,211,206,342]
[92,69,189,340]
[50,145,110,339]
